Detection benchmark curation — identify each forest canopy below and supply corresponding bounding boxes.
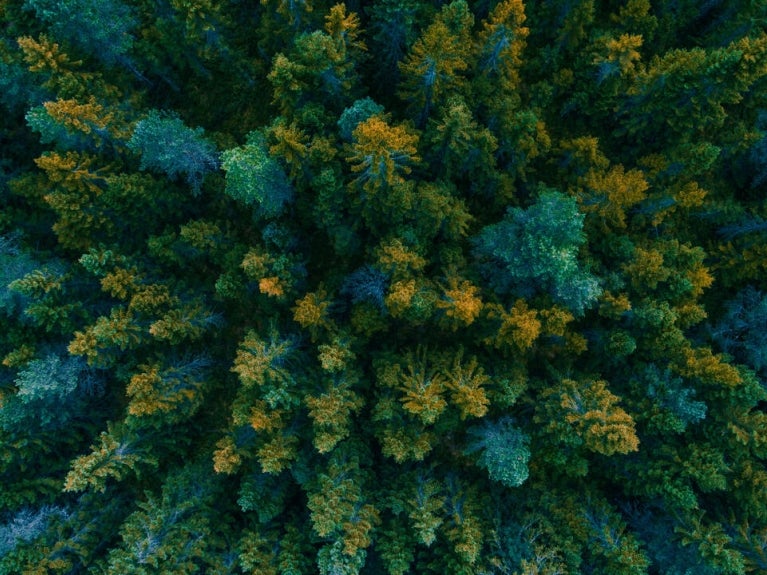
[1,0,767,573]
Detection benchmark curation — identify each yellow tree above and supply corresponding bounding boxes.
[33,151,112,250]
[482,299,542,354]
[16,35,121,101]
[126,357,210,425]
[305,364,364,453]
[345,115,420,231]
[581,163,649,230]
[227,328,303,474]
[398,0,473,125]
[441,348,490,420]
[292,286,335,341]
[474,0,529,96]
[347,116,420,191]
[536,377,640,457]
[435,274,483,332]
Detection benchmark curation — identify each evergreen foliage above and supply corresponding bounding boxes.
[128,110,219,194]
[220,131,294,217]
[23,0,137,65]
[472,188,602,315]
[465,417,530,487]
[1,0,767,573]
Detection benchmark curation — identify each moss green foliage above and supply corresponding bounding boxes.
[1,0,767,572]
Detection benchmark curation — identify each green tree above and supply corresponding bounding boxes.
[472,188,602,315]
[464,417,530,487]
[221,131,293,218]
[128,110,219,195]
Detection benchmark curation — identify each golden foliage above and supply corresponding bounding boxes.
[248,399,284,433]
[601,33,643,74]
[385,279,417,318]
[257,434,299,474]
[241,247,273,279]
[342,504,380,556]
[583,164,649,228]
[17,35,78,73]
[678,347,743,388]
[305,375,364,453]
[259,276,285,298]
[443,350,490,419]
[292,286,333,339]
[674,181,707,208]
[347,116,420,190]
[231,329,293,391]
[317,337,356,372]
[539,378,640,456]
[213,437,242,474]
[2,345,36,368]
[484,300,541,353]
[476,0,529,88]
[268,119,309,179]
[623,247,670,289]
[100,267,140,300]
[599,291,632,318]
[436,276,483,330]
[375,238,427,279]
[325,3,366,52]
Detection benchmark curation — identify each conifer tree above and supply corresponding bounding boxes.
[128,110,219,195]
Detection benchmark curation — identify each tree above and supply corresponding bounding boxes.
[220,131,293,218]
[267,4,366,120]
[442,349,490,420]
[711,286,767,376]
[345,115,420,231]
[305,366,364,454]
[581,164,649,230]
[26,97,121,152]
[128,110,219,195]
[104,462,234,574]
[0,354,89,434]
[63,422,158,493]
[536,377,639,457]
[346,115,420,192]
[473,0,529,108]
[126,356,211,425]
[465,417,530,487]
[472,188,602,315]
[22,0,137,66]
[629,363,707,435]
[31,150,113,250]
[0,506,65,559]
[340,265,389,310]
[398,0,473,125]
[424,96,497,182]
[435,274,483,332]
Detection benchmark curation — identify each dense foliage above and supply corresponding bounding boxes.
[1,0,767,573]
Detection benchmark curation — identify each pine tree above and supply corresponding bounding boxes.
[472,188,602,315]
[128,110,219,195]
[220,131,293,218]
[398,0,473,125]
[23,0,137,66]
